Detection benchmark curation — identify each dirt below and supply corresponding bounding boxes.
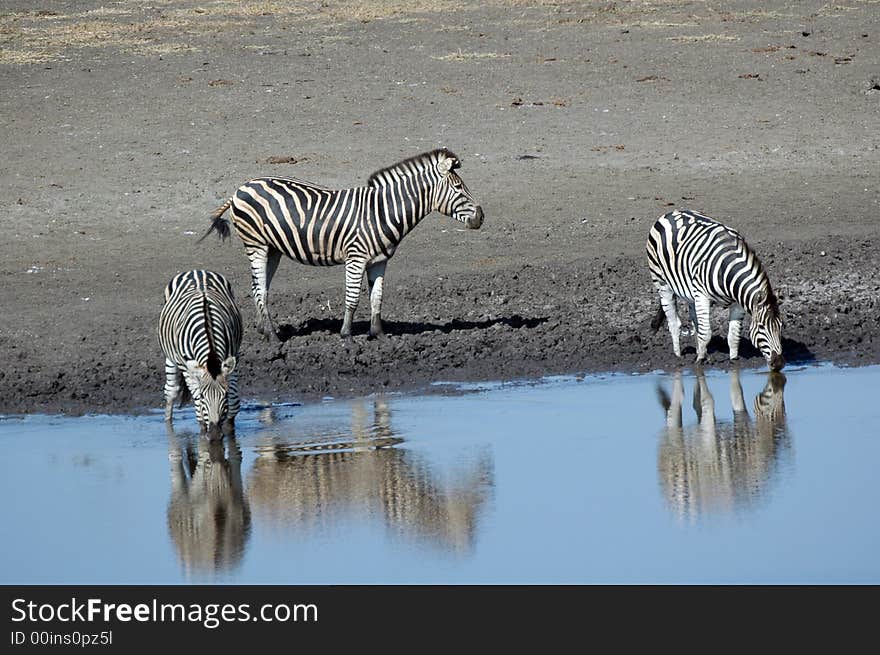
[1,0,878,416]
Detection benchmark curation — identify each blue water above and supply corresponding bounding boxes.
[1,364,878,584]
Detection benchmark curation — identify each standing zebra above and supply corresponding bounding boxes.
[646,209,784,371]
[199,148,484,340]
[158,269,243,439]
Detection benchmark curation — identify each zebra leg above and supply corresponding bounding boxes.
[683,302,697,337]
[693,370,716,426]
[657,285,682,357]
[163,359,182,422]
[660,370,684,430]
[727,305,746,360]
[246,245,281,341]
[367,260,387,338]
[693,293,712,364]
[729,367,747,414]
[341,259,366,338]
[224,373,240,435]
[265,247,282,288]
[180,365,206,431]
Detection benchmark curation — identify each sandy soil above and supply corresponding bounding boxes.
[1,0,878,415]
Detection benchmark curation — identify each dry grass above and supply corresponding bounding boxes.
[140,42,200,55]
[721,9,793,20]
[168,1,310,19]
[0,0,837,66]
[0,16,201,63]
[0,47,54,65]
[321,1,456,22]
[667,34,740,43]
[815,4,857,15]
[635,20,700,27]
[0,0,472,65]
[77,7,134,18]
[183,0,457,23]
[433,50,511,61]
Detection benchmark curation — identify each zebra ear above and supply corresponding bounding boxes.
[437,155,458,175]
[185,360,204,378]
[221,356,237,377]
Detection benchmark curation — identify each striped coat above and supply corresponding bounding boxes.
[201,149,484,339]
[657,369,790,523]
[158,270,243,437]
[646,209,784,370]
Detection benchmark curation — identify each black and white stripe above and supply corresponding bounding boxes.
[201,149,483,340]
[646,209,784,370]
[657,369,790,523]
[158,269,243,437]
[248,398,492,552]
[751,370,787,432]
[167,435,250,574]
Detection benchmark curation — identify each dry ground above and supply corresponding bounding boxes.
[1,0,878,414]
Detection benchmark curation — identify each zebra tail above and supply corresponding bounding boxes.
[656,384,671,412]
[177,382,192,409]
[197,199,233,243]
[650,305,667,333]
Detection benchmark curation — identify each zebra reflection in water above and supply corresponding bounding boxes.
[166,431,251,576]
[656,369,791,523]
[248,397,493,554]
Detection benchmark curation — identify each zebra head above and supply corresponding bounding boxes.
[186,356,237,439]
[749,290,784,371]
[755,370,787,423]
[433,151,483,229]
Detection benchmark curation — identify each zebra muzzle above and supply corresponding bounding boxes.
[467,206,484,230]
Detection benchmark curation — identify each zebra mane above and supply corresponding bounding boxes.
[206,351,223,379]
[764,287,780,319]
[740,235,780,320]
[367,149,459,187]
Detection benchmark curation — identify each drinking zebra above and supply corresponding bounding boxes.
[158,269,243,439]
[167,433,250,574]
[656,369,790,523]
[646,208,784,370]
[200,148,484,340]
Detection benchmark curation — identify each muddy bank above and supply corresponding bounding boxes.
[1,0,879,415]
[4,231,878,416]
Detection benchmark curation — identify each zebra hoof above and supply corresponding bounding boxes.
[258,325,279,342]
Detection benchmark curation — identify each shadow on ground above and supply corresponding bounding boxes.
[277,314,549,340]
[701,335,816,366]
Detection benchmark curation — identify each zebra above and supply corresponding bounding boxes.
[248,397,493,553]
[158,269,243,439]
[646,208,784,371]
[167,432,250,575]
[199,148,484,340]
[656,369,790,523]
